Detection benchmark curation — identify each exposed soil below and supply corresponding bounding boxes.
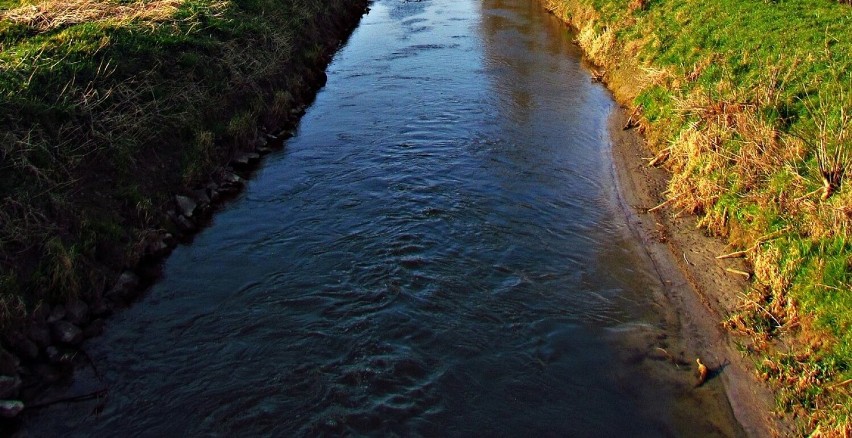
[607,107,793,436]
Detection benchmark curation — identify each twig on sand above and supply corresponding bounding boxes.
[716,249,749,260]
[623,105,642,130]
[725,267,751,279]
[648,147,671,167]
[648,197,673,213]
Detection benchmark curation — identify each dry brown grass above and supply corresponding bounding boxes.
[1,0,185,32]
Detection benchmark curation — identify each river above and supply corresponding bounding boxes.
[24,0,744,435]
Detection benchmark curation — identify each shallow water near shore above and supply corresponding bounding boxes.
[23,0,744,435]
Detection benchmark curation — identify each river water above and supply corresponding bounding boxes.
[24,0,744,436]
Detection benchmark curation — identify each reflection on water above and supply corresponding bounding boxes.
[23,0,742,436]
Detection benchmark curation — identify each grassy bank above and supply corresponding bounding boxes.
[1,0,366,326]
[0,0,366,318]
[543,0,851,433]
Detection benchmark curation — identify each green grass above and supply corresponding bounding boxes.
[546,0,852,432]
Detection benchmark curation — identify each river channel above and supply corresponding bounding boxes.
[25,0,744,435]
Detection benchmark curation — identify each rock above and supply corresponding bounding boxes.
[209,188,222,203]
[89,300,112,319]
[255,137,269,148]
[0,376,21,399]
[147,238,170,258]
[193,188,211,206]
[217,184,238,196]
[172,214,196,233]
[7,334,38,361]
[0,400,24,418]
[275,128,296,139]
[115,271,140,291]
[106,271,140,304]
[221,172,243,186]
[51,321,83,346]
[27,324,51,348]
[175,195,198,218]
[140,231,171,258]
[65,300,90,326]
[45,346,76,365]
[47,304,66,323]
[82,319,105,339]
[232,152,261,169]
[207,183,222,202]
[30,303,50,323]
[0,347,19,376]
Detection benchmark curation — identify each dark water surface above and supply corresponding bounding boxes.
[24,0,743,436]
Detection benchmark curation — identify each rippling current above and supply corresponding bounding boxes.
[24,0,744,436]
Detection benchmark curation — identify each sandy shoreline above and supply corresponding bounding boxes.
[606,107,791,436]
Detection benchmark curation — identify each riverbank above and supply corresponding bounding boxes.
[543,0,851,434]
[608,107,787,436]
[0,0,368,427]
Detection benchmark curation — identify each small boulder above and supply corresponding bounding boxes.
[65,300,90,326]
[206,183,222,202]
[30,303,50,323]
[7,335,38,361]
[0,400,24,418]
[47,304,66,323]
[172,214,196,233]
[0,376,21,399]
[175,195,198,218]
[51,321,83,346]
[0,347,19,375]
[232,152,260,168]
[115,271,139,291]
[27,324,51,348]
[193,188,211,206]
[221,172,244,186]
[89,300,112,318]
[147,238,171,258]
[106,271,140,304]
[45,346,76,365]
